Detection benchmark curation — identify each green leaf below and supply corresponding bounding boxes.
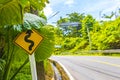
[0,59,6,80]
[29,0,49,10]
[13,13,46,31]
[35,25,55,61]
[0,0,11,4]
[0,0,23,26]
[24,13,46,28]
[0,59,6,71]
[19,0,29,8]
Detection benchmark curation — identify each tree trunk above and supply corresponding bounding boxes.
[36,61,46,80]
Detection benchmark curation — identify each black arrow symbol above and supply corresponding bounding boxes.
[24,30,34,51]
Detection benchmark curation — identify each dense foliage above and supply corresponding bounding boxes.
[0,0,54,80]
[55,12,120,54]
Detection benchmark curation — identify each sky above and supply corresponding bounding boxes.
[43,0,120,25]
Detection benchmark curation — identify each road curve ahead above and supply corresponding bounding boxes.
[51,56,120,80]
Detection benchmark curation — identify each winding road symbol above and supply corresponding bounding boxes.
[24,30,34,51]
[14,29,43,55]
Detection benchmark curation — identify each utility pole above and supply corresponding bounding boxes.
[86,25,92,50]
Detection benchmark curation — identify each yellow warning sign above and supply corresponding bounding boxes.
[14,29,43,55]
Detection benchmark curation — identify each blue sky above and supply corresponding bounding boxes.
[44,0,120,24]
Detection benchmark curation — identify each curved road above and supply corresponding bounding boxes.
[51,56,120,80]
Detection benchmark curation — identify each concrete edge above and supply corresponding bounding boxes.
[49,59,75,80]
[56,61,75,80]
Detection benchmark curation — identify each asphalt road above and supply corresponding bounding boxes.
[51,56,120,80]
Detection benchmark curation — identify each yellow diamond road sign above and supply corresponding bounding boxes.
[14,29,43,55]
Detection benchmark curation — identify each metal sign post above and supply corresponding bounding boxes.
[29,53,37,80]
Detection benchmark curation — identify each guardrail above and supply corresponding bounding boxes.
[75,49,120,54]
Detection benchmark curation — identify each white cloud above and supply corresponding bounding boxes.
[49,0,75,7]
[84,0,120,13]
[84,1,111,12]
[49,0,64,6]
[43,4,53,18]
[102,1,120,13]
[65,0,74,5]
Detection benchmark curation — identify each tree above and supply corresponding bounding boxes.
[57,12,84,37]
[55,12,120,53]
[67,12,85,22]
[57,17,69,25]
[102,12,115,20]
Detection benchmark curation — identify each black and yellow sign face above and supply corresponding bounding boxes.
[14,29,43,55]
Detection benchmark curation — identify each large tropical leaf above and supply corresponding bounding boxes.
[35,25,55,61]
[0,0,23,26]
[0,0,11,4]
[13,13,46,31]
[24,13,46,28]
[29,0,49,10]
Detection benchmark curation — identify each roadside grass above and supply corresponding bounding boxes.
[44,60,54,80]
[72,53,120,57]
[6,47,54,80]
[11,59,53,80]
[11,61,32,80]
[54,51,120,57]
[106,53,120,57]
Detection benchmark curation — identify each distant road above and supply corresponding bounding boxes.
[51,56,120,80]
